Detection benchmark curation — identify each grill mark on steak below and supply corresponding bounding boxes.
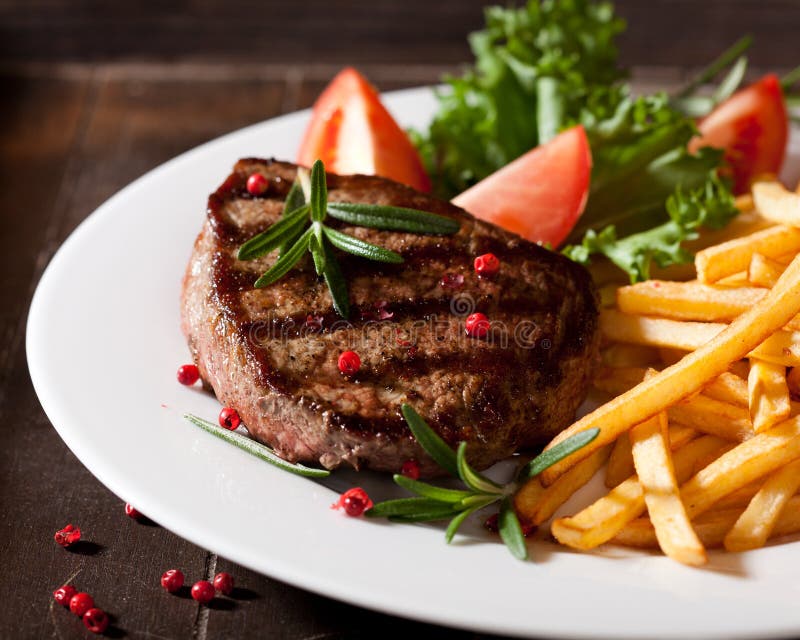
[237,294,559,338]
[182,158,600,475]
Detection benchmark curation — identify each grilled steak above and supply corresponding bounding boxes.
[181,159,600,476]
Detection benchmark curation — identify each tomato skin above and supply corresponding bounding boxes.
[451,125,592,248]
[297,67,431,192]
[689,74,788,194]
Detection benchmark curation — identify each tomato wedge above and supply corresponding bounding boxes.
[297,67,431,192]
[451,125,592,247]
[689,74,788,194]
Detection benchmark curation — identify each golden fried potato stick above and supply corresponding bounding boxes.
[752,181,800,227]
[723,459,800,551]
[541,254,800,485]
[616,280,768,323]
[680,415,800,519]
[595,367,753,440]
[603,424,698,489]
[630,401,706,566]
[551,435,725,550]
[514,446,611,526]
[606,433,634,488]
[711,480,764,510]
[748,359,791,433]
[695,225,800,284]
[702,371,750,407]
[600,310,800,367]
[748,253,787,288]
[614,511,739,549]
[658,347,687,366]
[668,394,754,442]
[596,366,748,407]
[601,343,659,368]
[614,496,800,550]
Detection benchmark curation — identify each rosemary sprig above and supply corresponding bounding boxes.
[183,413,330,478]
[366,404,599,561]
[237,160,460,318]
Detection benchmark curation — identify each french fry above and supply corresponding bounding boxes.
[712,480,763,510]
[752,181,800,227]
[668,394,754,442]
[680,210,771,255]
[630,401,706,566]
[592,366,647,395]
[600,310,800,367]
[667,424,701,450]
[594,366,753,440]
[606,433,633,488]
[658,347,688,366]
[541,256,800,485]
[604,415,697,488]
[680,415,800,519]
[563,183,800,563]
[691,443,736,476]
[695,225,800,283]
[597,366,748,408]
[716,274,751,288]
[748,253,787,288]
[701,371,749,407]
[601,343,659,368]
[723,459,800,551]
[595,370,752,440]
[613,510,741,549]
[748,359,791,432]
[614,497,800,550]
[616,280,768,323]
[514,446,611,526]
[551,435,725,550]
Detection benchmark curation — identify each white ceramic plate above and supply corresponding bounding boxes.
[28,87,800,640]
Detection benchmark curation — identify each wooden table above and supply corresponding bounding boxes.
[0,61,517,640]
[2,2,798,637]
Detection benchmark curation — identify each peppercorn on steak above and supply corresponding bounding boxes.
[181,159,600,475]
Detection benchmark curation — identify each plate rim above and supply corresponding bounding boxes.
[26,84,800,640]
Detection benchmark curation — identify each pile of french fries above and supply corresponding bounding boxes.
[515,178,800,566]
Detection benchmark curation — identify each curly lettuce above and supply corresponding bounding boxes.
[413,0,740,283]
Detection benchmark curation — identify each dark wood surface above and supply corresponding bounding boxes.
[3,0,800,68]
[1,2,798,638]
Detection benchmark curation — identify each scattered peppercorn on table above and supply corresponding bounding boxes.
[6,4,800,635]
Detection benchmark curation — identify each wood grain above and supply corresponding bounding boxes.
[0,68,508,638]
[1,0,798,68]
[2,2,797,635]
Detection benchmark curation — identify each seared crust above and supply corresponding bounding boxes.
[181,159,600,475]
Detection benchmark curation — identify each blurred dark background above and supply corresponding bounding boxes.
[1,0,798,68]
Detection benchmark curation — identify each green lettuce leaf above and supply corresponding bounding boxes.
[413,0,625,198]
[413,0,740,283]
[564,174,738,282]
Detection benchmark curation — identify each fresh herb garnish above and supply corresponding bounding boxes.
[366,404,599,560]
[565,167,738,282]
[183,413,331,478]
[411,0,746,283]
[237,160,460,318]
